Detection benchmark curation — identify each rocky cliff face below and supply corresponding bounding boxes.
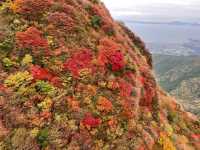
[0,0,199,149]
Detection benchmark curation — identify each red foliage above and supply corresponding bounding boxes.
[121,99,134,119]
[50,76,62,87]
[109,51,125,71]
[31,65,53,81]
[137,146,145,150]
[82,113,101,127]
[139,67,157,106]
[191,134,200,141]
[139,80,156,106]
[53,3,75,16]
[102,23,114,35]
[31,65,62,87]
[139,76,146,85]
[48,12,75,31]
[0,84,6,93]
[40,111,52,120]
[119,79,133,97]
[16,27,49,54]
[63,49,93,78]
[98,38,125,71]
[13,0,52,16]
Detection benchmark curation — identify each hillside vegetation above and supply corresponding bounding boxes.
[0,0,199,149]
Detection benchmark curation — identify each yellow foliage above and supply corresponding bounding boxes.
[164,124,174,137]
[79,68,92,81]
[68,120,78,130]
[21,54,33,66]
[9,0,23,13]
[0,0,13,11]
[9,2,18,12]
[4,71,33,89]
[2,58,15,68]
[37,97,53,111]
[158,132,176,150]
[47,36,54,45]
[30,128,39,137]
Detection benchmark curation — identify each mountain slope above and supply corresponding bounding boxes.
[0,0,199,150]
[153,54,200,116]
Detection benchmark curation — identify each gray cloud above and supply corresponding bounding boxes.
[102,0,200,22]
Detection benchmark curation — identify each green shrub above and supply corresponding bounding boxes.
[37,128,49,149]
[91,15,102,29]
[35,80,56,96]
[0,38,13,53]
[2,57,15,68]
[167,111,179,123]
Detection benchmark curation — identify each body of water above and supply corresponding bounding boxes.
[126,23,200,44]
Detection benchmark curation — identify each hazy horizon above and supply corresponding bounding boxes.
[102,0,200,23]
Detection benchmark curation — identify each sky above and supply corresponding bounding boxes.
[101,0,200,22]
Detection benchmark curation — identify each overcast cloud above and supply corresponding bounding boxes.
[101,0,200,22]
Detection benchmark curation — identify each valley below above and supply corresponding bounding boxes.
[153,54,200,116]
[125,21,200,117]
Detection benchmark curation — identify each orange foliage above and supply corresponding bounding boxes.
[16,27,49,55]
[12,0,52,16]
[97,96,113,113]
[108,117,118,129]
[67,97,80,112]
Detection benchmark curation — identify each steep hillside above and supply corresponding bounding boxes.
[153,54,200,116]
[0,0,199,150]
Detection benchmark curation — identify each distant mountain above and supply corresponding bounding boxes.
[153,54,200,116]
[117,18,200,26]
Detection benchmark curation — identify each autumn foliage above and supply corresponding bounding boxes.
[90,4,114,34]
[31,65,53,81]
[97,96,113,113]
[31,65,62,87]
[48,12,75,31]
[119,79,133,97]
[98,38,125,71]
[16,27,49,54]
[12,0,52,16]
[82,113,101,128]
[0,0,199,149]
[63,49,93,78]
[67,96,80,112]
[139,69,157,106]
